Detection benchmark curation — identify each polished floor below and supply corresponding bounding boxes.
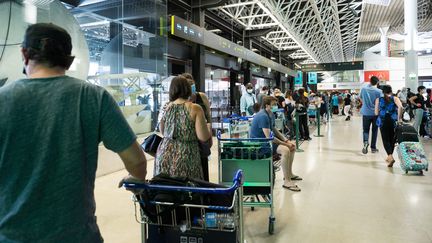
[94,115,432,243]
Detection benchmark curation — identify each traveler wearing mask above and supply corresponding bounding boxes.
[250,96,301,191]
[182,73,212,181]
[375,85,403,167]
[240,83,257,116]
[0,23,147,242]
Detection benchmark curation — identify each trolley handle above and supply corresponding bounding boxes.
[216,130,274,141]
[123,170,243,194]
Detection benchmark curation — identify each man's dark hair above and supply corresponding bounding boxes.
[22,23,74,69]
[262,86,268,91]
[418,85,426,93]
[169,76,191,101]
[427,88,431,94]
[262,96,278,109]
[253,103,261,113]
[370,76,379,85]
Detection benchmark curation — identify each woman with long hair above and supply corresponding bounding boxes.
[374,85,403,167]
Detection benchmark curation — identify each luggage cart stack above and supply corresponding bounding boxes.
[223,115,252,138]
[217,131,276,234]
[123,170,245,243]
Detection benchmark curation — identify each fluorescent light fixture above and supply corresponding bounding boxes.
[285,74,288,78]
[209,29,222,33]
[363,0,392,6]
[268,67,271,73]
[427,49,431,53]
[251,48,258,52]
[270,57,276,60]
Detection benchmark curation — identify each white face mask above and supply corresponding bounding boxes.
[247,89,253,94]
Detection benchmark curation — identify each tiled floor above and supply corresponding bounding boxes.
[94,115,432,243]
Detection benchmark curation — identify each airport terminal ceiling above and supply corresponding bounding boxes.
[61,0,432,67]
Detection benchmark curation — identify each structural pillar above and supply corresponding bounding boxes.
[229,69,239,110]
[379,26,389,57]
[191,7,206,92]
[404,0,418,90]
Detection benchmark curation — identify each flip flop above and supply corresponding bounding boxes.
[282,185,301,192]
[291,175,303,181]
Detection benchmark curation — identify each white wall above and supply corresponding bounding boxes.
[363,52,432,91]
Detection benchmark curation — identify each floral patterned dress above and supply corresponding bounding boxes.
[154,103,203,179]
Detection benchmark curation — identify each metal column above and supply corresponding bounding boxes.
[192,6,206,92]
[404,0,418,90]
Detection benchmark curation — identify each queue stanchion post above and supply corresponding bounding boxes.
[295,111,304,152]
[314,108,324,137]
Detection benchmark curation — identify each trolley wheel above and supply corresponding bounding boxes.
[426,168,428,172]
[251,207,255,211]
[405,170,408,174]
[268,217,275,235]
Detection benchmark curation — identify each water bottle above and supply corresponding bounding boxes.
[216,213,235,229]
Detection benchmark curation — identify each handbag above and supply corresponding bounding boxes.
[141,106,166,157]
[142,133,162,157]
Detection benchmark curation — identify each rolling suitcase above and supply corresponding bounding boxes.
[395,123,419,143]
[397,142,429,174]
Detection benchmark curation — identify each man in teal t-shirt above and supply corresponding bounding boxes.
[0,23,148,242]
[359,76,383,154]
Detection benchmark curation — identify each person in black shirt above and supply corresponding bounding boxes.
[343,94,352,121]
[295,88,311,140]
[409,86,427,136]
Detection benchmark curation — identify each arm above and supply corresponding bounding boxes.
[272,127,295,151]
[374,98,379,116]
[159,119,165,134]
[118,141,147,180]
[199,92,213,146]
[193,104,211,142]
[394,97,403,121]
[262,128,285,145]
[409,95,418,106]
[240,96,246,116]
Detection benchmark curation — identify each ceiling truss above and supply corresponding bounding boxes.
[211,0,363,64]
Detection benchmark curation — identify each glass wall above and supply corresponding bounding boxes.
[0,0,168,135]
[68,0,168,134]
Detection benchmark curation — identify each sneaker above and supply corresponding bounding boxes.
[371,148,379,153]
[362,142,369,154]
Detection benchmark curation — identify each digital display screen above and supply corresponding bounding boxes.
[301,61,364,72]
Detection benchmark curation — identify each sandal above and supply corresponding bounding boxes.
[291,175,303,181]
[282,185,301,192]
[387,160,395,167]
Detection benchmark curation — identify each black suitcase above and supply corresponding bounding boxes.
[395,124,419,143]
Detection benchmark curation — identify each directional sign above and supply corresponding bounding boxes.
[308,72,317,84]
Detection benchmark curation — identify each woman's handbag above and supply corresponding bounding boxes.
[142,133,162,157]
[141,106,166,157]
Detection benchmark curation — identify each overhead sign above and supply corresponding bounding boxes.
[364,70,390,82]
[308,72,317,84]
[295,71,303,85]
[301,61,364,72]
[318,82,364,90]
[171,16,296,77]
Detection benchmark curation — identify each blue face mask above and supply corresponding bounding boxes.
[191,84,196,94]
[271,105,279,112]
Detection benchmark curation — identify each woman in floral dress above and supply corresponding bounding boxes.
[154,76,211,179]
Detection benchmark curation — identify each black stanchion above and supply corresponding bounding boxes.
[295,111,304,152]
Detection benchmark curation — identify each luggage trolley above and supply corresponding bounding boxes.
[122,170,245,243]
[217,131,276,234]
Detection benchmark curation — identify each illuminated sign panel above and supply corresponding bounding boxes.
[171,16,296,77]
